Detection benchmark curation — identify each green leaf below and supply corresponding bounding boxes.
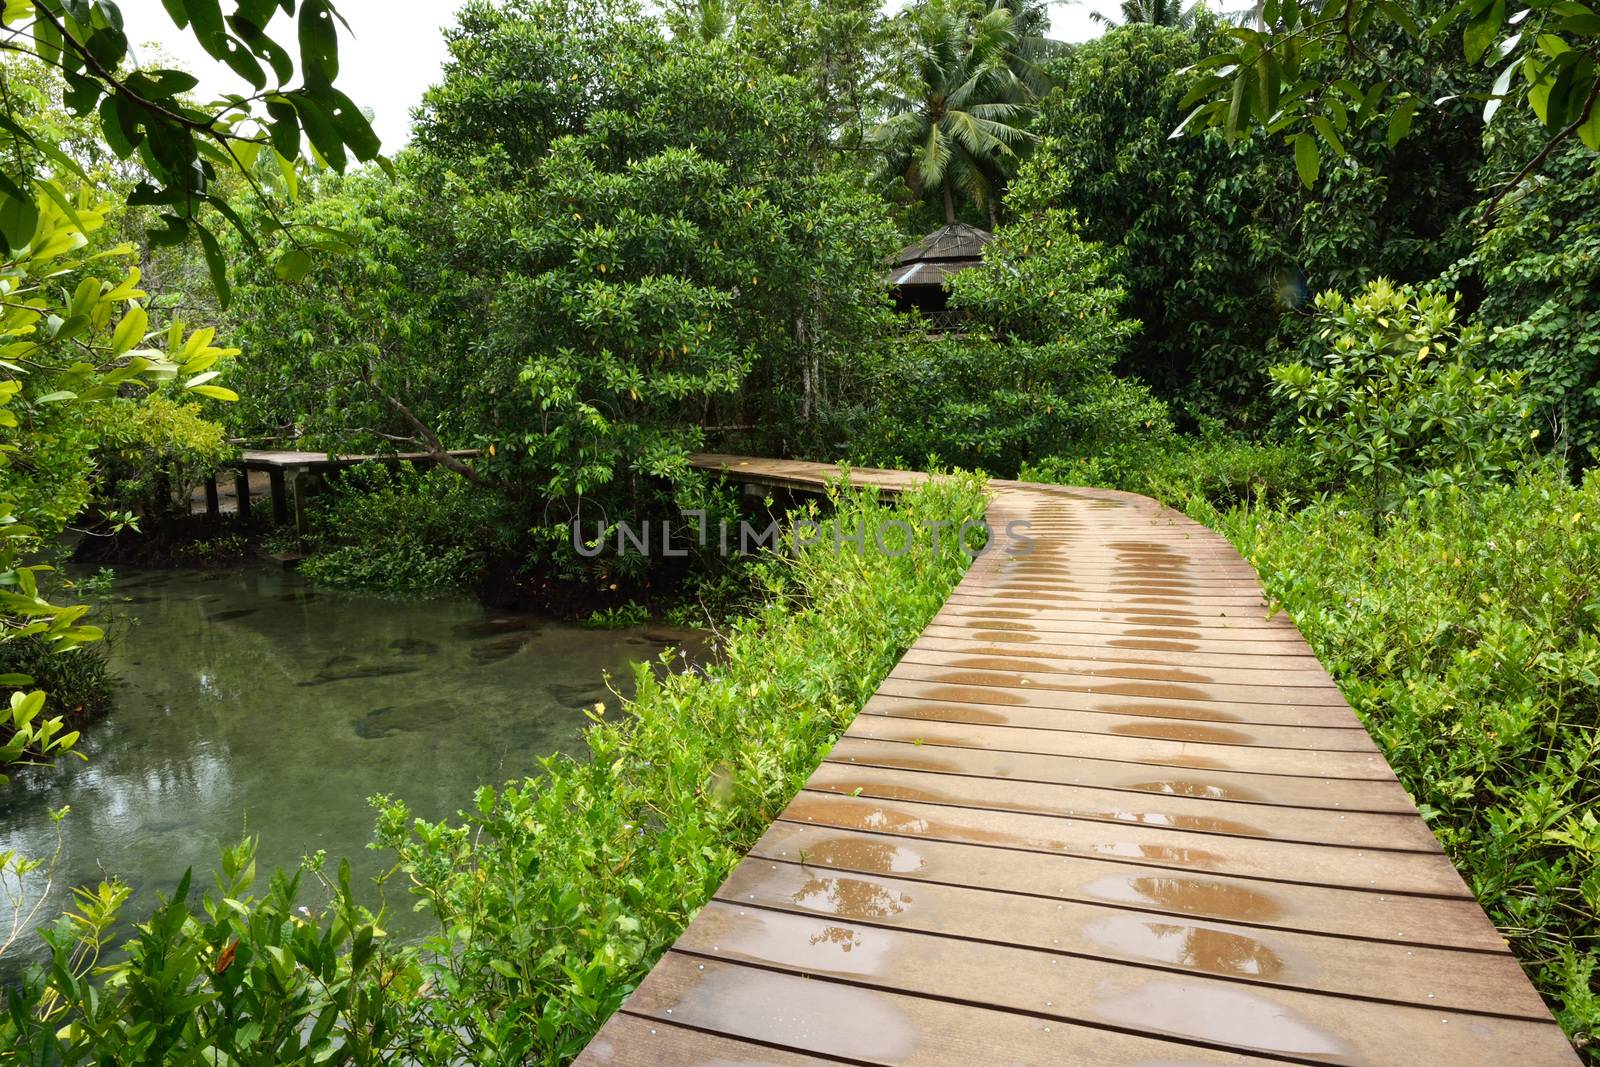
[160,0,190,29]
[1388,98,1420,147]
[1294,131,1320,188]
[274,248,313,283]
[196,225,231,308]
[0,192,38,252]
[111,306,149,356]
[299,0,340,89]
[189,384,238,402]
[1464,0,1506,62]
[1580,93,1600,148]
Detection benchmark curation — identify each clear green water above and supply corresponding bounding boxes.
[0,566,699,972]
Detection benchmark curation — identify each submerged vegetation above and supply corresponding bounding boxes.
[2,0,1600,1060]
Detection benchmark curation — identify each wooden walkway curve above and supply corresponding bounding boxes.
[576,455,1580,1066]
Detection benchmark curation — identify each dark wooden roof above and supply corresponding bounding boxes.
[890,223,992,288]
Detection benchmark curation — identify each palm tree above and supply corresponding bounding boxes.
[872,0,1041,226]
[664,0,742,42]
[1089,0,1201,28]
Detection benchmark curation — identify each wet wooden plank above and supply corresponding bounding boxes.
[919,623,1326,670]
[897,646,1353,706]
[749,822,1510,951]
[712,859,1547,1018]
[861,693,1378,752]
[778,792,1461,894]
[826,735,1416,813]
[908,637,1337,689]
[876,673,1359,728]
[673,904,1576,1066]
[803,762,1438,851]
[845,716,1395,779]
[610,953,1296,1066]
[577,1014,845,1065]
[573,455,1579,1065]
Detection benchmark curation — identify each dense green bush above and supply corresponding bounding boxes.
[90,394,235,523]
[371,473,987,1063]
[7,840,420,1064]
[1272,279,1531,520]
[1210,466,1600,1050]
[1012,22,1486,423]
[1024,428,1327,510]
[0,634,114,725]
[297,466,515,595]
[845,210,1167,476]
[1450,139,1600,461]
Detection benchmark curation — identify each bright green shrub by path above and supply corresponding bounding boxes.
[371,472,988,1064]
[1210,468,1600,1050]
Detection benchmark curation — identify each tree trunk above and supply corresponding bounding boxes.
[942,182,956,225]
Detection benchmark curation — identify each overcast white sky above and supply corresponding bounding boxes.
[117,0,1121,151]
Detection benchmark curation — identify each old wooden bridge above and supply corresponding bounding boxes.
[577,455,1579,1066]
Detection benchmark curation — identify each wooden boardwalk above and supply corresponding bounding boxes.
[576,455,1580,1066]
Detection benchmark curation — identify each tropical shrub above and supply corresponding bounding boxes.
[1213,466,1600,1050]
[1,186,240,783]
[89,394,235,522]
[1272,279,1531,520]
[846,210,1166,476]
[297,466,515,595]
[4,840,421,1064]
[1013,23,1486,422]
[1025,428,1327,509]
[370,473,987,1063]
[1451,139,1600,461]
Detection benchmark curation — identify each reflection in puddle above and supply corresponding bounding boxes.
[796,835,928,874]
[1082,914,1287,977]
[1089,842,1225,868]
[1094,978,1353,1059]
[1083,874,1283,921]
[1110,721,1252,745]
[790,874,913,921]
[1127,779,1262,802]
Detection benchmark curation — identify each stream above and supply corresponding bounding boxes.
[0,565,701,973]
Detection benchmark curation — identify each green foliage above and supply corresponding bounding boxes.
[90,393,234,521]
[1013,23,1484,416]
[872,0,1048,224]
[1,186,238,778]
[371,474,986,1063]
[1177,0,1600,199]
[0,1,380,296]
[1024,428,1329,509]
[297,466,513,595]
[4,840,420,1064]
[223,168,457,453]
[1451,140,1600,459]
[1272,279,1531,516]
[582,601,650,630]
[1214,466,1600,1050]
[0,632,113,723]
[847,211,1165,476]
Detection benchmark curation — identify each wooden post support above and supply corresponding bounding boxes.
[290,469,309,536]
[204,474,220,517]
[269,468,289,525]
[234,471,251,519]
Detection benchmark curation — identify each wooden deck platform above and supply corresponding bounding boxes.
[198,448,478,525]
[575,455,1580,1066]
